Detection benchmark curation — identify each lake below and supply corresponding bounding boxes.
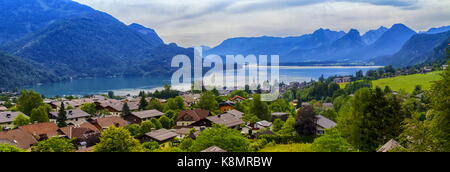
[23,66,382,97]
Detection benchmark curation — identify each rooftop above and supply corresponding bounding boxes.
[0,111,26,124]
[206,113,244,128]
[145,129,178,142]
[131,110,164,119]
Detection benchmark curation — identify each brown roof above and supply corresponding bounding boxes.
[79,122,100,132]
[94,116,128,129]
[177,109,210,122]
[316,115,337,129]
[145,129,178,142]
[201,146,227,152]
[226,109,244,119]
[19,122,59,139]
[206,113,244,128]
[230,95,246,101]
[131,110,164,119]
[59,126,98,139]
[0,129,38,149]
[377,139,403,152]
[49,109,90,120]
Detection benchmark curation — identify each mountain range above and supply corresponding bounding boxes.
[0,0,449,89]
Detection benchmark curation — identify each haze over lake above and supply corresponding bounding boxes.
[24,66,382,97]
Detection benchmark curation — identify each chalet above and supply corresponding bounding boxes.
[333,77,352,84]
[442,65,448,70]
[181,94,201,106]
[0,106,7,112]
[201,146,227,152]
[203,113,244,129]
[49,109,90,125]
[141,129,178,144]
[88,116,128,131]
[48,98,96,110]
[124,109,165,124]
[316,115,337,135]
[0,111,27,129]
[176,109,210,127]
[230,95,246,102]
[423,67,433,73]
[226,109,244,119]
[95,99,139,116]
[377,139,403,152]
[58,125,100,149]
[271,112,289,121]
[219,101,235,112]
[18,122,60,141]
[0,129,38,149]
[256,120,272,129]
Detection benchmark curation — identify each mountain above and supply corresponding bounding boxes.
[206,28,345,58]
[423,25,450,34]
[0,0,95,44]
[0,0,192,81]
[372,31,450,67]
[0,51,63,89]
[128,23,164,45]
[365,24,417,59]
[362,26,388,45]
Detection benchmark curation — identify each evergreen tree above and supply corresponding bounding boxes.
[122,102,131,117]
[251,94,271,121]
[56,102,67,127]
[139,96,148,110]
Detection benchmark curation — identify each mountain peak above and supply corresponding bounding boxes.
[390,23,416,33]
[128,23,164,45]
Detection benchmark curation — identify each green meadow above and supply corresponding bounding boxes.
[372,71,443,93]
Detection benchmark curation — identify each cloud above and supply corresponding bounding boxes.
[73,0,450,47]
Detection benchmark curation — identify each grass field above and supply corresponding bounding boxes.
[259,144,313,152]
[372,71,443,93]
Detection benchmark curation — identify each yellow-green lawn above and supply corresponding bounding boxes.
[259,143,313,152]
[372,71,442,93]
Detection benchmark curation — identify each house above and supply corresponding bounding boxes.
[181,94,201,106]
[18,122,60,141]
[95,99,139,116]
[423,67,433,73]
[230,95,246,102]
[256,120,273,129]
[0,111,27,129]
[442,65,448,70]
[219,101,235,112]
[176,109,210,127]
[377,139,403,152]
[316,115,337,135]
[271,112,289,121]
[201,146,227,152]
[58,125,100,149]
[0,106,7,112]
[203,113,244,129]
[124,109,165,124]
[88,116,128,131]
[140,129,178,144]
[333,77,352,83]
[49,109,90,125]
[0,129,38,149]
[226,109,244,119]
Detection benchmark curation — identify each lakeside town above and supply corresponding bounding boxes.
[1,62,449,152]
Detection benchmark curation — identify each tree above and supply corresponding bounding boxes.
[56,102,67,127]
[167,96,185,111]
[0,144,25,152]
[80,103,97,116]
[159,115,173,129]
[272,118,284,132]
[295,105,318,136]
[278,117,296,136]
[311,128,354,152]
[108,91,115,99]
[140,120,156,134]
[151,118,163,129]
[124,124,142,137]
[30,105,50,123]
[31,137,75,152]
[197,91,218,112]
[147,98,163,111]
[142,141,160,152]
[139,96,148,110]
[12,113,30,127]
[17,90,43,116]
[337,88,404,152]
[94,127,143,152]
[121,102,131,117]
[190,125,250,152]
[251,94,271,121]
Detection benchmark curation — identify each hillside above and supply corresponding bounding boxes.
[0,52,63,89]
[372,71,443,93]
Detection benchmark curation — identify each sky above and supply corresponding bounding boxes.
[73,0,450,47]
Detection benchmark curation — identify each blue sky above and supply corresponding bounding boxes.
[74,0,450,47]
